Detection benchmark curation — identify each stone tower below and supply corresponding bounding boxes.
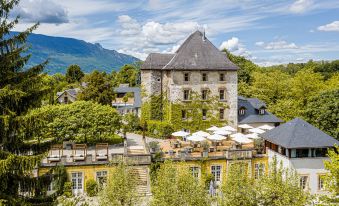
[141,31,238,127]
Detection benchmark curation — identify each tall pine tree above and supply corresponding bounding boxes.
[0,0,51,204]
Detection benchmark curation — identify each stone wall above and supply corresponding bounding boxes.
[141,69,238,127]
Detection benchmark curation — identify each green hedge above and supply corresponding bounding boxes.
[85,179,98,197]
[147,120,174,139]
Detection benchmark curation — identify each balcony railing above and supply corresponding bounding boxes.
[225,150,253,159]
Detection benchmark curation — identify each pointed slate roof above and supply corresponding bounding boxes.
[141,30,239,71]
[260,118,339,149]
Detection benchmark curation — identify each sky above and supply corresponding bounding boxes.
[12,0,339,66]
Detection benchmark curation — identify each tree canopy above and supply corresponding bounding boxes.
[23,101,122,144]
[65,64,84,83]
[78,70,114,105]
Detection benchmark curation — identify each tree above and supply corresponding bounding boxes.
[219,162,257,206]
[78,70,114,105]
[151,161,211,206]
[99,163,139,206]
[304,89,339,139]
[114,64,139,87]
[255,157,310,206]
[23,101,122,144]
[65,64,84,83]
[322,145,339,204]
[123,113,140,132]
[0,0,51,204]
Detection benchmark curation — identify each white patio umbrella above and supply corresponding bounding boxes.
[206,126,220,131]
[187,135,206,142]
[248,128,266,134]
[207,134,226,141]
[192,131,210,137]
[232,136,253,144]
[245,133,260,139]
[214,130,232,136]
[238,124,253,129]
[171,131,190,137]
[220,125,237,132]
[230,132,246,139]
[258,124,275,130]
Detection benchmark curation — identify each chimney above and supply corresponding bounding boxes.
[202,29,206,41]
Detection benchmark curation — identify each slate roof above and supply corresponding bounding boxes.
[113,86,141,108]
[140,53,174,70]
[260,118,339,149]
[56,88,81,98]
[238,96,283,124]
[141,31,238,71]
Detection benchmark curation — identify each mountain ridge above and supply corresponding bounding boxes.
[12,32,140,74]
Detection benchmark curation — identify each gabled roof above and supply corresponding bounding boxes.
[260,118,339,149]
[140,53,174,70]
[56,88,81,99]
[238,96,282,124]
[141,30,238,71]
[113,86,141,108]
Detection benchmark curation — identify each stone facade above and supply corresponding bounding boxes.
[141,31,239,127]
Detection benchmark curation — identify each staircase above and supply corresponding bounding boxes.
[131,166,151,196]
[127,146,146,155]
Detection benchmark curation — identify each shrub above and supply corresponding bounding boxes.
[85,179,98,197]
[63,182,73,197]
[147,120,174,139]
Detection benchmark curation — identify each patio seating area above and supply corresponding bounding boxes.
[159,124,274,159]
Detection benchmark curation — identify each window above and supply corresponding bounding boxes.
[259,108,265,115]
[318,175,325,191]
[202,89,208,100]
[64,96,68,103]
[211,165,222,182]
[219,89,225,100]
[219,108,225,120]
[300,176,308,190]
[71,172,83,194]
[239,108,246,115]
[182,110,187,120]
[296,149,309,158]
[184,73,190,82]
[202,73,208,81]
[219,73,225,81]
[183,90,190,100]
[190,167,200,179]
[96,171,108,187]
[202,109,207,120]
[254,163,265,179]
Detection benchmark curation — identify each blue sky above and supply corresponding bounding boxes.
[13,0,339,66]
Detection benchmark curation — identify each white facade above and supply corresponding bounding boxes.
[267,149,329,195]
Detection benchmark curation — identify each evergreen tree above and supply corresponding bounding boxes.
[0,0,50,204]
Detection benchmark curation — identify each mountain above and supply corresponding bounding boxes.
[12,32,140,74]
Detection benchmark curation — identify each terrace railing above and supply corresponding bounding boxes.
[225,149,253,159]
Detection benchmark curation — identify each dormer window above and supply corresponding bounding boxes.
[259,108,265,115]
[239,108,246,115]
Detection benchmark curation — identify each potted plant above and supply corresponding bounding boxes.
[201,140,210,157]
[149,141,160,153]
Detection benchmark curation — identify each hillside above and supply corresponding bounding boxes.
[13,32,140,74]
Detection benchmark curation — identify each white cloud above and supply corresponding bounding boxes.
[219,37,239,52]
[14,0,69,24]
[317,21,339,32]
[289,0,313,14]
[256,41,298,50]
[219,37,252,59]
